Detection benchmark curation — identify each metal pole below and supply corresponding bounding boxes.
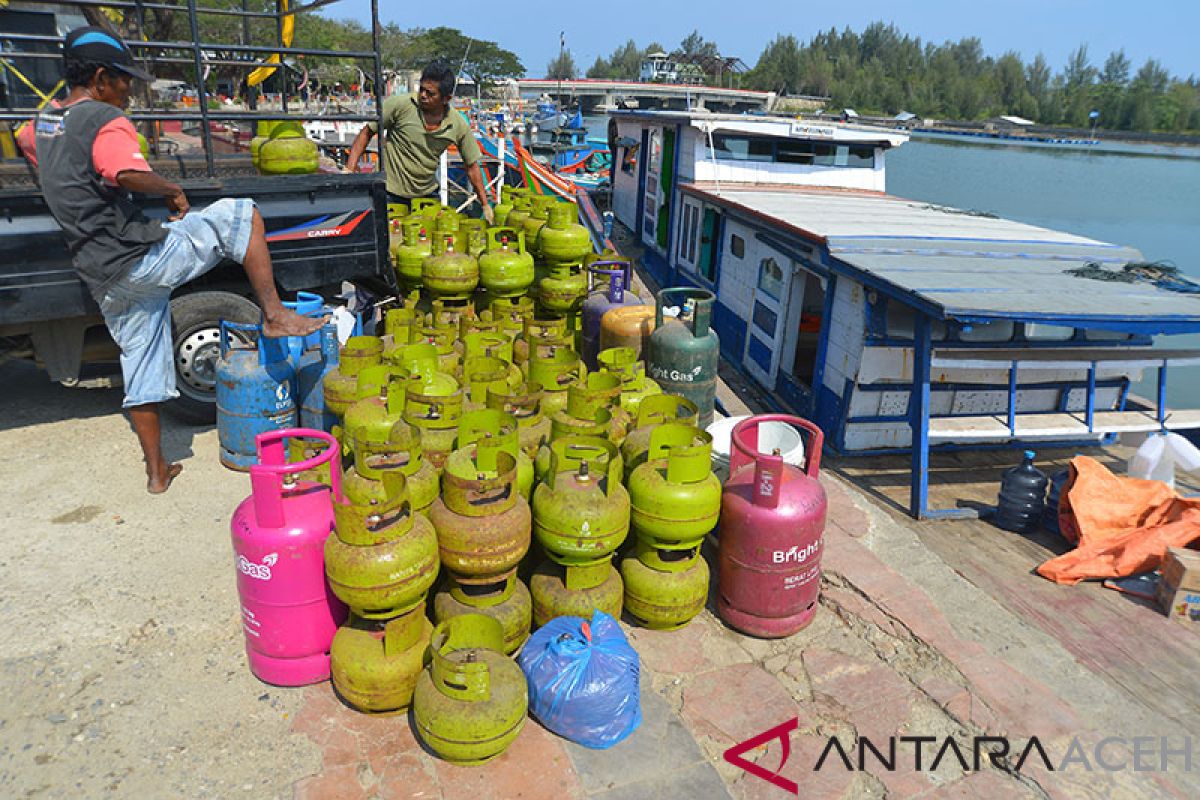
[910,315,932,519]
[496,132,505,202]
[186,0,216,176]
[242,0,256,111]
[276,0,288,114]
[370,0,385,175]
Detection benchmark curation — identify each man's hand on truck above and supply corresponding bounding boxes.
[117,170,190,220]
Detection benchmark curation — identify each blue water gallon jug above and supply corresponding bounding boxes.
[994,450,1048,533]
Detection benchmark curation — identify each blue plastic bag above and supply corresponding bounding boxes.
[517,610,642,749]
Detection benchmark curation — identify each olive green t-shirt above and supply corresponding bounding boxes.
[367,94,482,198]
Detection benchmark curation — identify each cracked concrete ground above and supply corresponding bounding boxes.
[2,356,1197,799]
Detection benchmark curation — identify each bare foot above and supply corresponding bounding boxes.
[262,309,325,338]
[148,463,183,494]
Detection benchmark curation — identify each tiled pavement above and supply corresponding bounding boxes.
[290,478,1195,799]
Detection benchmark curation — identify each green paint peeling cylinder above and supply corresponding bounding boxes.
[532,437,629,566]
[429,446,530,580]
[339,396,439,519]
[487,382,552,460]
[460,218,488,259]
[513,313,571,373]
[521,197,556,258]
[413,614,528,765]
[433,574,531,655]
[456,409,534,502]
[323,336,384,419]
[527,346,582,417]
[620,543,709,630]
[529,558,624,628]
[327,472,441,619]
[403,371,464,471]
[597,346,662,416]
[551,372,630,444]
[330,605,433,714]
[627,423,721,551]
[620,394,699,483]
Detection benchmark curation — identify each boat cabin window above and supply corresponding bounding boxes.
[1025,323,1075,341]
[621,143,639,174]
[958,320,1016,342]
[757,257,786,300]
[886,303,948,341]
[730,234,745,259]
[711,134,876,168]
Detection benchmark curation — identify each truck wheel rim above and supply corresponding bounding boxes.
[177,326,222,397]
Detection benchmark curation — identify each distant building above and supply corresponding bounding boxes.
[986,115,1036,133]
[640,52,704,85]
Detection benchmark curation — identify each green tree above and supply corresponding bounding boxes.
[547,50,578,80]
[1101,50,1130,86]
[678,30,720,58]
[748,34,803,94]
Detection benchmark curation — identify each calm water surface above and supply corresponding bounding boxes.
[888,138,1200,405]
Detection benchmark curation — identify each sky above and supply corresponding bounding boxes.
[326,0,1197,82]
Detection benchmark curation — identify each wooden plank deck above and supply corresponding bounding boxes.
[829,445,1200,728]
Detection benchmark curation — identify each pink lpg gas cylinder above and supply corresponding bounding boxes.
[717,415,826,638]
[231,428,348,685]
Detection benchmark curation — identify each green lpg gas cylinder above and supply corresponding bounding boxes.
[513,313,571,373]
[526,346,582,417]
[413,615,527,765]
[551,372,630,444]
[395,220,433,290]
[330,606,433,714]
[538,202,591,267]
[537,262,588,314]
[323,336,384,419]
[415,317,462,377]
[530,559,624,628]
[504,195,532,231]
[597,346,662,416]
[423,234,479,299]
[460,218,488,259]
[645,287,720,429]
[456,409,534,501]
[620,394,699,482]
[462,331,515,365]
[383,307,418,350]
[488,382,552,459]
[627,423,721,550]
[258,135,318,174]
[327,472,441,618]
[520,197,555,258]
[532,437,629,565]
[489,295,534,339]
[478,227,535,298]
[461,355,518,412]
[409,197,442,219]
[493,186,516,226]
[433,573,531,655]
[403,370,464,471]
[620,544,709,630]
[430,445,530,580]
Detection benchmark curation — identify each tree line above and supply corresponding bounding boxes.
[581,23,1199,133]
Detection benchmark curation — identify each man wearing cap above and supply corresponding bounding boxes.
[344,60,494,223]
[21,27,321,494]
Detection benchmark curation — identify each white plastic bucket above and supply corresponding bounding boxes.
[706,415,806,471]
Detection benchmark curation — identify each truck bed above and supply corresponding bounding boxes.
[0,164,395,326]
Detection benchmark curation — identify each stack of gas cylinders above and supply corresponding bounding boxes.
[226,194,831,765]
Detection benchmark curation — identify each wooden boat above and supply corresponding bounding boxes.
[605,110,1200,518]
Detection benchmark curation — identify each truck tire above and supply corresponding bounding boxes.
[168,290,261,424]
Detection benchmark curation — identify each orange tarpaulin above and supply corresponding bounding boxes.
[1037,456,1200,585]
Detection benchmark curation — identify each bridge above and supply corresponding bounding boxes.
[515,79,776,114]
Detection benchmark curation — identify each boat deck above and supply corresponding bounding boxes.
[829,444,1200,729]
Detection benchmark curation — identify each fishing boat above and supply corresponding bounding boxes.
[606,110,1200,518]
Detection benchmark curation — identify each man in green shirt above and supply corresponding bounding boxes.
[346,61,493,223]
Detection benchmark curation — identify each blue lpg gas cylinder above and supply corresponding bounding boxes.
[217,320,297,470]
[283,291,327,366]
[296,324,340,432]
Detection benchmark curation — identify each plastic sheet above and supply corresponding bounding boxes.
[517,611,641,749]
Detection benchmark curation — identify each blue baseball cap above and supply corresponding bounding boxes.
[63,26,154,82]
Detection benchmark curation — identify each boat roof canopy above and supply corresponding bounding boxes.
[610,110,908,148]
[684,185,1200,335]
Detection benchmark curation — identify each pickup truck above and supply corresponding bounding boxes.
[0,154,396,422]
